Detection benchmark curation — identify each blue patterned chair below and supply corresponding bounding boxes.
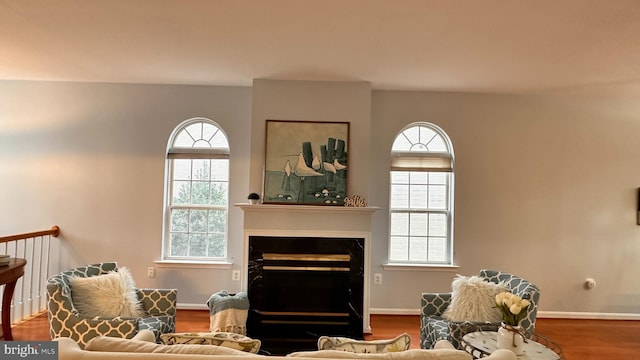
[420,270,540,349]
[47,262,177,348]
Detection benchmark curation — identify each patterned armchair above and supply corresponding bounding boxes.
[47,262,177,348]
[420,269,540,349]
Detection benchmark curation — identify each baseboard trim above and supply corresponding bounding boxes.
[178,303,209,310]
[182,304,640,321]
[370,308,420,315]
[536,311,640,320]
[370,308,640,320]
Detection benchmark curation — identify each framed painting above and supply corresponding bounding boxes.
[263,120,349,205]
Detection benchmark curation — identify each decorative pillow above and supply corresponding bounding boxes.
[160,332,261,353]
[441,275,508,322]
[317,333,410,353]
[287,349,470,360]
[85,336,258,356]
[70,267,145,318]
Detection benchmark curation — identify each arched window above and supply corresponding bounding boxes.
[389,123,454,264]
[162,118,230,261]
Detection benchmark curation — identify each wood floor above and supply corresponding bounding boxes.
[10,311,640,359]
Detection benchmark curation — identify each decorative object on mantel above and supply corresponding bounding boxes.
[343,194,367,207]
[263,120,349,206]
[247,193,260,205]
[495,291,531,355]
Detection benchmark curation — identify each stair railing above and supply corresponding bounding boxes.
[0,225,60,324]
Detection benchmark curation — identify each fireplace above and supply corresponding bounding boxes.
[246,236,364,354]
[237,204,377,353]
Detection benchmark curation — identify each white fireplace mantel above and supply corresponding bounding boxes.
[236,203,379,214]
[236,203,379,333]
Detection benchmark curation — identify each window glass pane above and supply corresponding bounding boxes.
[170,209,189,231]
[193,139,210,148]
[208,234,225,257]
[429,172,447,185]
[409,213,428,236]
[191,182,210,204]
[192,159,210,180]
[202,124,218,143]
[428,237,447,262]
[429,213,447,236]
[189,210,207,232]
[211,159,229,181]
[390,213,408,235]
[419,127,437,145]
[391,136,412,151]
[186,123,203,141]
[403,126,420,145]
[410,172,428,184]
[390,184,409,208]
[410,143,428,151]
[428,185,447,209]
[170,233,188,256]
[210,183,228,205]
[173,160,192,180]
[409,236,427,261]
[427,136,447,151]
[189,233,207,257]
[208,210,226,233]
[174,131,195,147]
[409,185,428,208]
[389,236,408,261]
[211,131,230,148]
[391,171,409,184]
[172,181,191,205]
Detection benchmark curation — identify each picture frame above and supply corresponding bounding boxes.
[263,120,349,205]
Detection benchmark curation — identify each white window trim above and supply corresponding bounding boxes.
[387,122,455,266]
[161,117,230,263]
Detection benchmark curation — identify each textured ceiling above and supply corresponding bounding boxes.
[1,0,639,93]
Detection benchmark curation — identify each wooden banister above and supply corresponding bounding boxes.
[0,225,60,244]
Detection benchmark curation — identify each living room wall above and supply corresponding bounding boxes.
[1,79,639,317]
[0,80,253,306]
[369,85,640,316]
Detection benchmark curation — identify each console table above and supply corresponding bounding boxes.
[0,258,27,340]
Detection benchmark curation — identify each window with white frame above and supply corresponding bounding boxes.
[163,118,229,261]
[389,123,454,265]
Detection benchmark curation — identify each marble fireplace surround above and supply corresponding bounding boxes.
[237,204,378,333]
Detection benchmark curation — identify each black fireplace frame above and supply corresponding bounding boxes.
[246,236,364,354]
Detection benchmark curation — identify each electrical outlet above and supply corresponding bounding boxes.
[232,270,240,281]
[374,273,382,285]
[147,267,155,278]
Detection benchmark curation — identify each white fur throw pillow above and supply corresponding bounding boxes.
[70,267,145,318]
[441,275,507,322]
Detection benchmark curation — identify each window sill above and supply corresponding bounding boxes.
[154,260,233,269]
[382,263,460,272]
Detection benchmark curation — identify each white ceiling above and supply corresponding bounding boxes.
[1,0,639,93]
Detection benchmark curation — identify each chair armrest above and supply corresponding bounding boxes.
[137,288,177,316]
[421,292,451,316]
[52,317,140,348]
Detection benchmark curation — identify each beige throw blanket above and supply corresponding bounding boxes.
[206,291,249,335]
